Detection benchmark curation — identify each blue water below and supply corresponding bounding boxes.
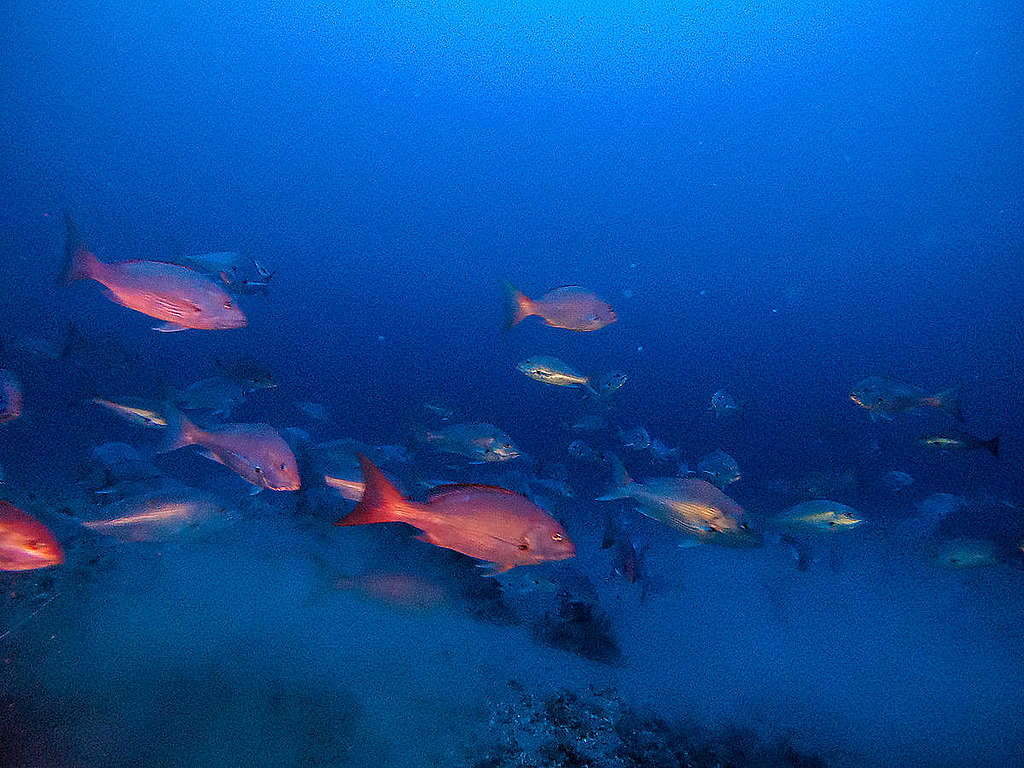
[2,1,1023,766]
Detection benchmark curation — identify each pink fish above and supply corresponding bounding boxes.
[0,502,64,571]
[159,407,300,491]
[0,370,22,425]
[60,214,247,332]
[336,456,575,573]
[504,282,616,332]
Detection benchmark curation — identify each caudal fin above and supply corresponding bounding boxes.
[59,213,99,285]
[503,281,532,330]
[983,435,1000,458]
[157,403,202,453]
[596,452,634,501]
[335,455,408,526]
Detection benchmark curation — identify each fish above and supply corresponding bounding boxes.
[919,431,999,457]
[0,502,64,571]
[516,356,596,394]
[567,412,608,433]
[336,456,576,573]
[849,376,962,421]
[696,449,741,488]
[649,439,681,464]
[88,397,167,428]
[883,470,915,492]
[296,401,330,421]
[598,456,762,547]
[60,214,247,332]
[779,533,815,571]
[421,423,520,462]
[620,426,651,451]
[324,475,365,501]
[503,282,616,332]
[707,389,744,419]
[81,488,231,542]
[567,439,601,464]
[216,358,278,391]
[158,406,301,491]
[0,370,23,425]
[174,376,248,417]
[775,500,863,532]
[332,572,451,611]
[932,538,998,569]
[596,370,628,396]
[423,400,454,421]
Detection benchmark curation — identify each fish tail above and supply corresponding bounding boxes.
[157,403,201,453]
[984,434,1000,458]
[502,280,532,330]
[335,455,408,526]
[927,385,963,421]
[59,213,99,285]
[596,452,633,500]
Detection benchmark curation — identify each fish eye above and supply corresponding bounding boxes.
[552,532,564,542]
[739,523,748,530]
[224,299,233,309]
[279,463,286,471]
[193,304,203,313]
[518,542,529,551]
[254,465,263,474]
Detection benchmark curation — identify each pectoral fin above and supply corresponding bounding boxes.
[153,322,188,333]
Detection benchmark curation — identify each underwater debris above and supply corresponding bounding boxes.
[467,684,834,768]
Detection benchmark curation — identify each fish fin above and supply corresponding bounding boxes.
[502,280,532,330]
[248,485,262,496]
[677,539,703,549]
[196,447,224,465]
[478,562,515,576]
[153,322,189,333]
[984,435,1000,458]
[157,403,201,453]
[59,213,99,285]
[931,385,963,421]
[596,452,633,500]
[334,455,408,526]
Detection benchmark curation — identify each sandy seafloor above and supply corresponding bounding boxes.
[2,475,1022,768]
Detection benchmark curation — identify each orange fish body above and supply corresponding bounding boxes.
[336,456,575,573]
[160,408,300,491]
[0,502,64,571]
[504,282,616,332]
[61,214,247,331]
[0,370,22,425]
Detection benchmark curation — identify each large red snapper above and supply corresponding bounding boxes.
[159,407,300,491]
[60,214,247,332]
[0,502,64,571]
[336,456,575,573]
[504,282,616,332]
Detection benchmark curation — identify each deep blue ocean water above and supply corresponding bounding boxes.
[1,2,1022,766]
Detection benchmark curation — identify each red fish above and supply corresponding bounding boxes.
[60,214,247,332]
[159,407,301,491]
[504,282,616,332]
[0,502,64,571]
[0,370,22,425]
[336,456,576,573]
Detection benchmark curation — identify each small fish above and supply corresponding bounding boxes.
[296,401,330,422]
[0,370,22,425]
[696,449,741,488]
[516,356,596,394]
[883,470,915,492]
[780,533,815,571]
[850,377,962,421]
[775,500,863,532]
[421,423,520,462]
[159,406,301,491]
[336,456,575,573]
[620,426,651,451]
[598,456,761,548]
[333,572,451,611]
[81,489,230,542]
[707,389,744,419]
[0,502,64,571]
[423,400,454,421]
[933,538,998,569]
[174,376,248,417]
[567,439,601,464]
[649,439,681,464]
[324,474,365,501]
[568,412,608,433]
[60,214,247,331]
[88,397,167,428]
[216,358,278,391]
[596,370,628,396]
[503,282,616,332]
[920,431,999,458]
